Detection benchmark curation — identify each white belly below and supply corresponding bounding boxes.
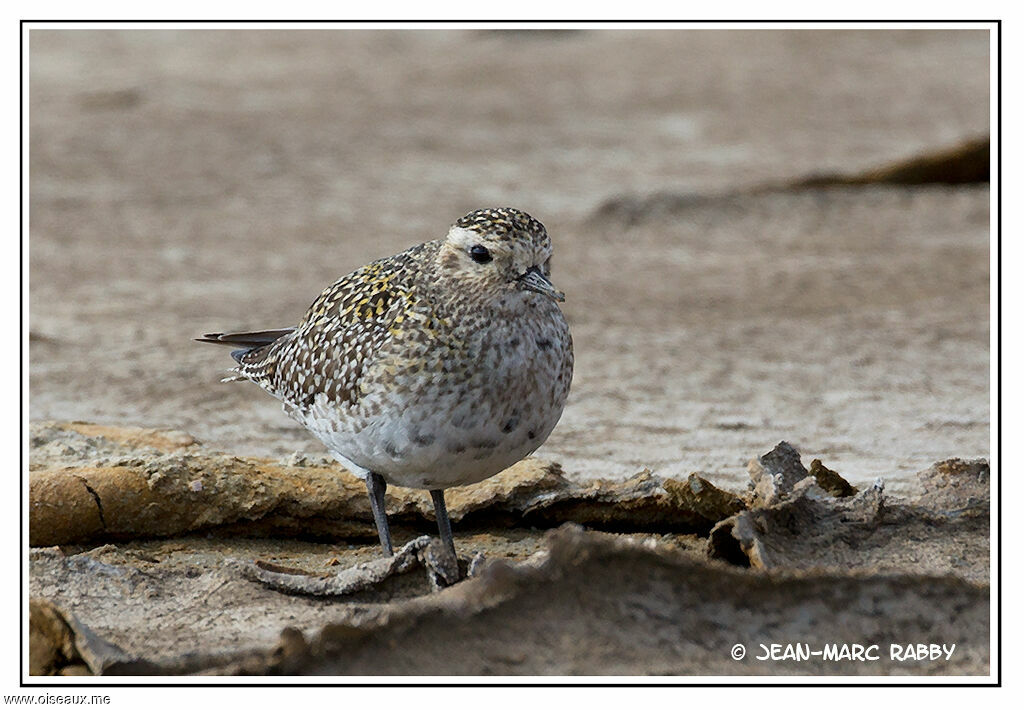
[318,410,561,489]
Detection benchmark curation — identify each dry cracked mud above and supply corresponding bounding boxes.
[29,424,990,676]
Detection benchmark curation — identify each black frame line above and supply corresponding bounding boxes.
[19,16,1003,688]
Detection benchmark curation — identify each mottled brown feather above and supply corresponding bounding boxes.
[233,242,432,409]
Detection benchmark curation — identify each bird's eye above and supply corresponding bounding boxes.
[469,245,492,264]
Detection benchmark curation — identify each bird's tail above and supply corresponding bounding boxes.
[197,329,295,383]
[195,328,295,362]
[196,329,295,384]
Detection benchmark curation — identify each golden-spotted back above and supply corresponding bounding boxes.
[235,242,431,410]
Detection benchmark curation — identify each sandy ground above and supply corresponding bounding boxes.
[29,29,990,494]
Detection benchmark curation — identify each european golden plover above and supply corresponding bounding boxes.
[199,208,573,566]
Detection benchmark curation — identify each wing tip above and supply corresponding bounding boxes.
[195,334,225,344]
[194,329,295,347]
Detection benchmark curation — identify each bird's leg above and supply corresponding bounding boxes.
[429,489,458,561]
[365,472,393,556]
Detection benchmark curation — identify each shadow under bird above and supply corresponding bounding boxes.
[197,208,573,571]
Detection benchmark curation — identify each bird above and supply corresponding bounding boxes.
[198,208,573,569]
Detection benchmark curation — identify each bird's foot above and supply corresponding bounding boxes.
[243,537,483,597]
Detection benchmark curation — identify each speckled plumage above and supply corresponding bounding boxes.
[202,208,573,492]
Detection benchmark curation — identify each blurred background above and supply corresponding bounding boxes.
[28,29,991,493]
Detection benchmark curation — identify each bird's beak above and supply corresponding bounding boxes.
[518,266,565,302]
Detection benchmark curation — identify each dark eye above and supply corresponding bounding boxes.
[469,245,492,264]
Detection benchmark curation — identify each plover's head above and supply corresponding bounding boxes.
[438,207,564,303]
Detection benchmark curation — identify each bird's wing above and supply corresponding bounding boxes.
[195,329,296,365]
[196,329,296,348]
[233,243,430,408]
